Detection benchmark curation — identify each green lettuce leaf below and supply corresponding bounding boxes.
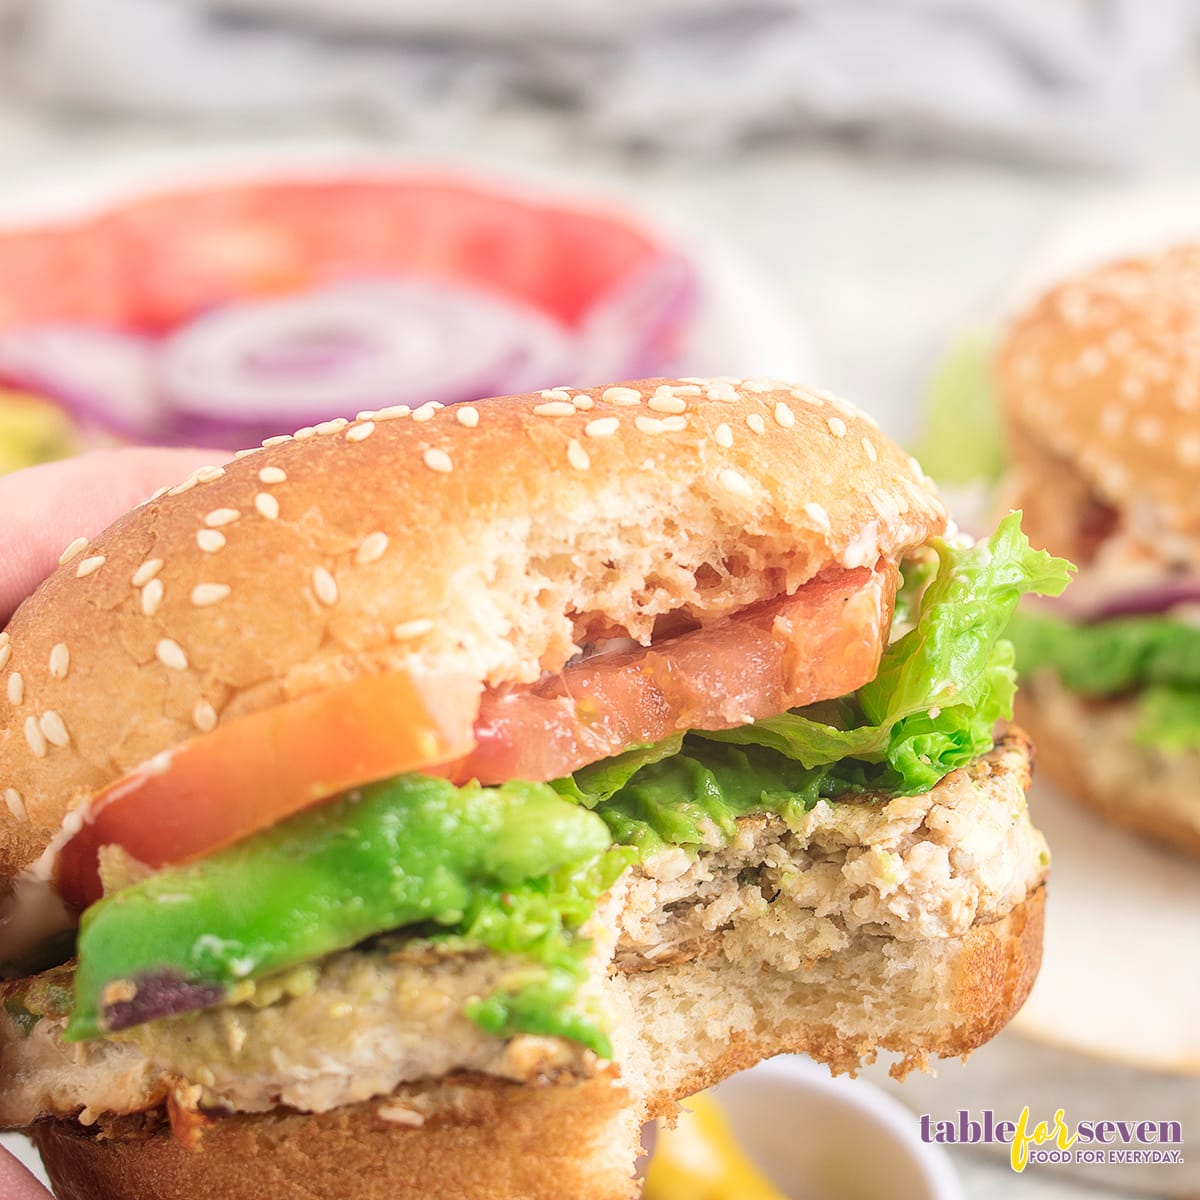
[1007,609,1200,695]
[910,330,1006,486]
[1136,686,1200,753]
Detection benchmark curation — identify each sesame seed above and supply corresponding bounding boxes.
[792,389,824,407]
[294,426,316,440]
[774,402,795,428]
[204,508,241,528]
[312,567,339,607]
[714,422,733,448]
[197,530,226,553]
[156,639,189,671]
[741,379,772,394]
[571,394,594,410]
[423,448,453,474]
[48,644,69,679]
[804,501,831,529]
[412,404,437,423]
[533,401,576,417]
[23,716,45,758]
[539,389,571,403]
[1121,374,1147,401]
[191,583,231,607]
[1134,416,1162,444]
[717,468,753,497]
[150,485,171,500]
[193,700,218,733]
[233,448,258,460]
[167,479,197,497]
[355,410,378,422]
[567,440,590,470]
[58,536,89,566]
[456,407,479,428]
[375,405,411,421]
[635,416,668,434]
[7,672,23,705]
[660,415,687,432]
[315,418,349,436]
[377,1104,424,1127]
[705,382,739,403]
[346,421,376,443]
[76,555,106,578]
[602,386,642,407]
[259,466,287,485]
[746,413,766,434]
[585,417,620,438]
[1099,406,1125,437]
[355,532,390,566]
[861,436,878,463]
[1106,329,1134,355]
[826,417,847,438]
[132,559,164,588]
[141,578,164,616]
[0,644,8,672]
[262,435,291,447]
[255,492,280,521]
[393,618,434,640]
[1179,433,1200,466]
[4,788,24,821]
[649,394,687,415]
[39,711,69,747]
[193,465,225,483]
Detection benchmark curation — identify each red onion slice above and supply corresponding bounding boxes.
[0,325,160,440]
[1034,576,1200,623]
[156,278,575,442]
[579,252,698,382]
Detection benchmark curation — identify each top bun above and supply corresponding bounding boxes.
[0,378,944,877]
[996,245,1200,559]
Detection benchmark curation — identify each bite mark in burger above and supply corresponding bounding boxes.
[0,379,1070,1200]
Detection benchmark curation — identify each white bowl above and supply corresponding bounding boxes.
[713,1056,964,1200]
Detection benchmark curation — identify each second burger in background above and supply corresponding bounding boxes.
[998,245,1200,856]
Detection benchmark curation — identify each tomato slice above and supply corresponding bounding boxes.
[56,671,479,909]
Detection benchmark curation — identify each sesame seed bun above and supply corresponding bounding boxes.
[996,249,1200,853]
[0,378,944,878]
[996,245,1200,559]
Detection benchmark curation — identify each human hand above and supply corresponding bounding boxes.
[0,447,224,1197]
[0,447,228,626]
[0,1142,53,1199]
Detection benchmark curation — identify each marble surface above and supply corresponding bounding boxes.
[4,72,1199,1200]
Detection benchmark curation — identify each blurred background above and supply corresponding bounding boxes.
[3,3,1200,1198]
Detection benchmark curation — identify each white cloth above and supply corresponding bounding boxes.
[5,0,1199,166]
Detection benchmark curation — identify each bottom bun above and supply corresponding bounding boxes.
[33,1073,644,1200]
[32,888,1044,1200]
[1016,675,1200,859]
